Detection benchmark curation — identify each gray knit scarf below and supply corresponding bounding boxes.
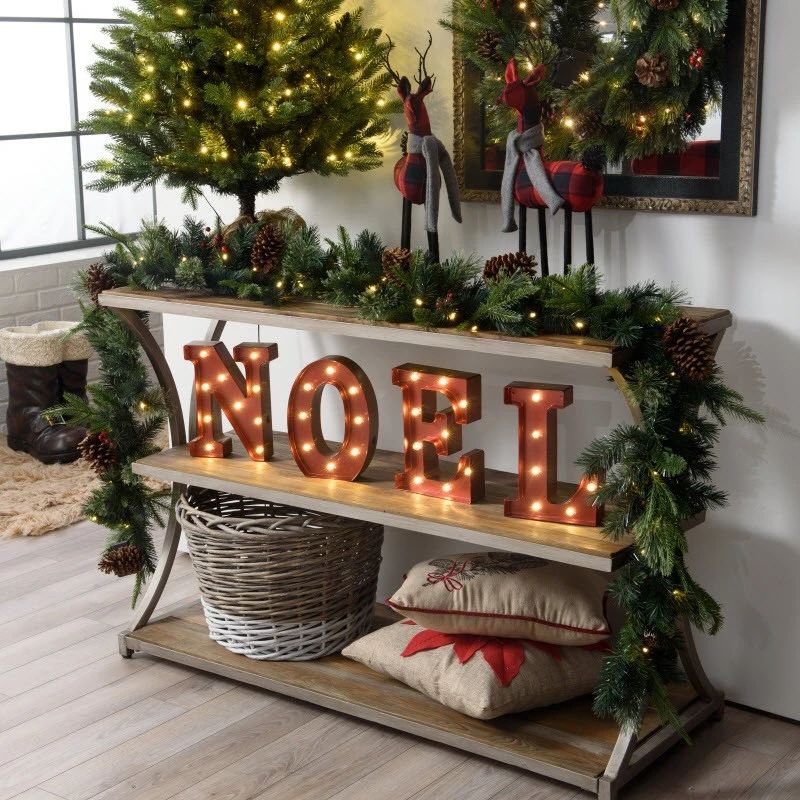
[501,124,564,233]
[408,133,462,233]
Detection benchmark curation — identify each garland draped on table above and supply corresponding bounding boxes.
[60,215,762,735]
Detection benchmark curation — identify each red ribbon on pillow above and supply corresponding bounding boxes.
[400,628,568,687]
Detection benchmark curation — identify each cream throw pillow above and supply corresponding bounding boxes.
[342,620,606,720]
[387,552,611,646]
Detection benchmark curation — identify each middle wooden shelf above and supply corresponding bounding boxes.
[134,432,644,572]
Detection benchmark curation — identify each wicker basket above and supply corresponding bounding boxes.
[176,487,383,661]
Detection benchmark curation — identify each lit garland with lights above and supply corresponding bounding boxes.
[77,214,763,735]
[83,0,396,218]
[52,262,170,606]
[443,0,728,165]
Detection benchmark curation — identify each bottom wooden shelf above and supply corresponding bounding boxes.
[122,603,717,796]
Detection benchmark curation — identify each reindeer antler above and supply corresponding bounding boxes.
[414,31,436,90]
[381,34,402,86]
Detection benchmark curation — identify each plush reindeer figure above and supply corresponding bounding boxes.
[382,33,462,263]
[499,58,604,274]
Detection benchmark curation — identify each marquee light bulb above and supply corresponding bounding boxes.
[353,415,364,425]
[587,481,598,493]
[442,483,453,493]
[325,366,336,376]
[411,408,421,418]
[565,506,577,517]
[298,411,309,421]
[255,445,264,455]
[531,501,543,512]
[348,386,359,396]
[412,441,423,451]
[233,401,243,410]
[530,465,542,476]
[410,372,421,382]
[532,391,542,403]
[199,349,209,359]
[203,414,212,423]
[201,382,210,392]
[302,443,313,452]
[464,467,473,477]
[350,447,361,457]
[531,430,542,439]
[217,373,227,382]
[326,462,336,472]
[254,417,263,426]
[303,382,313,391]
[438,377,448,387]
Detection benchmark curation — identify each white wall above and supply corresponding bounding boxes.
[158,0,800,720]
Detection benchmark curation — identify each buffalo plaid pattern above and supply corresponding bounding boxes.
[631,140,720,178]
[395,153,427,206]
[514,158,604,213]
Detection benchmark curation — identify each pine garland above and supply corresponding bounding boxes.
[84,216,762,733]
[442,0,727,165]
[51,270,169,606]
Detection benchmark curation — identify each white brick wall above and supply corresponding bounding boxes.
[0,256,163,432]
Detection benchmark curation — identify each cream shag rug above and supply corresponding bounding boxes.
[0,434,99,538]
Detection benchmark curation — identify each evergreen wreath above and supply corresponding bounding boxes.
[442,0,727,165]
[71,216,762,733]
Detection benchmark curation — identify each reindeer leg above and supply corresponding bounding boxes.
[563,208,573,274]
[401,197,412,251]
[585,209,595,265]
[427,231,440,264]
[518,204,527,253]
[538,208,549,277]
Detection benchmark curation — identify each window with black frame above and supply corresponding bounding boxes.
[0,1,155,259]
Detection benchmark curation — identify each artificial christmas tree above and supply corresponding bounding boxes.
[84,0,394,218]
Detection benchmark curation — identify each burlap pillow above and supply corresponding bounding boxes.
[342,621,606,720]
[387,552,610,646]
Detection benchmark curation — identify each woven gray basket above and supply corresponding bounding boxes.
[176,487,383,661]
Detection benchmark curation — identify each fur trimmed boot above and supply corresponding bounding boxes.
[0,321,93,464]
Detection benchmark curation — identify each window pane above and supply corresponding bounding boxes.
[0,23,72,135]
[72,0,136,17]
[81,134,153,235]
[0,1,65,16]
[0,138,78,252]
[73,21,113,119]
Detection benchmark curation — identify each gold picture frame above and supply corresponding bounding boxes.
[453,0,766,216]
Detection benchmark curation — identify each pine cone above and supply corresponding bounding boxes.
[251,224,285,275]
[477,30,502,63]
[382,247,413,283]
[662,317,715,382]
[85,262,115,305]
[648,0,679,9]
[98,544,143,578]
[635,53,670,88]
[79,431,118,473]
[483,252,538,281]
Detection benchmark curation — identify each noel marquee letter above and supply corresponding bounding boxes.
[504,382,601,526]
[287,356,378,481]
[392,363,484,503]
[184,341,278,462]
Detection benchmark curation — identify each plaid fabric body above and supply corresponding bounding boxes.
[395,154,427,206]
[514,157,604,213]
[631,140,720,178]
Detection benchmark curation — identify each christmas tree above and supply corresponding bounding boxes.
[83,0,394,218]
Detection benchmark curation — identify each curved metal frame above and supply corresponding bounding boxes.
[113,306,725,798]
[113,311,226,653]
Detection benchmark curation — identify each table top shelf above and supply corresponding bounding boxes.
[99,287,732,369]
[136,434,648,572]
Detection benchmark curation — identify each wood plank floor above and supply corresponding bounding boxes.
[1,523,798,800]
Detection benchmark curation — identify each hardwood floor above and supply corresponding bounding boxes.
[1,522,798,800]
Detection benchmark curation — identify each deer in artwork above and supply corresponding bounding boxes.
[499,58,604,275]
[382,33,462,263]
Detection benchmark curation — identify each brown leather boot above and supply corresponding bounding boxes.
[6,363,87,464]
[59,359,89,403]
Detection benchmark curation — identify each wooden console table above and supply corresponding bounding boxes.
[99,287,731,800]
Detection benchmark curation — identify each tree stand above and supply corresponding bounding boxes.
[518,203,595,276]
[401,197,440,264]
